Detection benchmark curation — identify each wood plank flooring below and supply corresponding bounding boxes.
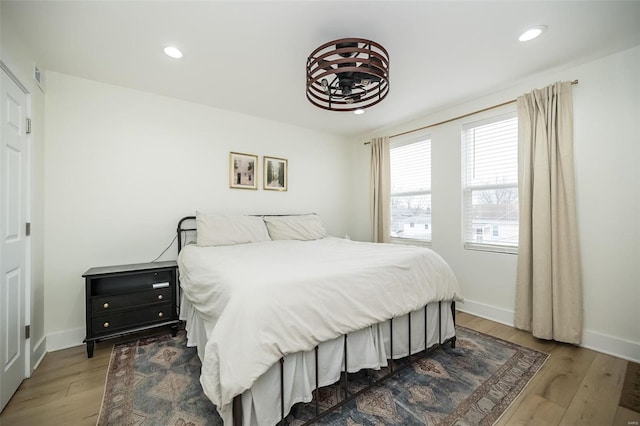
[0,313,637,425]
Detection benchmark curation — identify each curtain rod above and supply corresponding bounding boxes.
[364,79,578,145]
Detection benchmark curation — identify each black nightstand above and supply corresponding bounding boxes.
[82,260,180,358]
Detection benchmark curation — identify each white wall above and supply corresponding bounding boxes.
[349,45,640,361]
[0,9,47,369]
[44,72,351,349]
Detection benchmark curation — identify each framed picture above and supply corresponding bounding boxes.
[263,156,288,191]
[229,152,258,190]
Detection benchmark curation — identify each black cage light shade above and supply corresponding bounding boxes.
[306,38,389,112]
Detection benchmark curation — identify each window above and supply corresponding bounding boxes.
[462,112,518,252]
[390,135,431,242]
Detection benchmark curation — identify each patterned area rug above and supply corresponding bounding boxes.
[619,361,640,413]
[98,327,548,425]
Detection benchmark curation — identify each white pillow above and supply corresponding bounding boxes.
[196,212,271,247]
[263,214,327,241]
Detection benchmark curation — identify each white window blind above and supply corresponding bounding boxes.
[390,135,431,242]
[462,112,518,252]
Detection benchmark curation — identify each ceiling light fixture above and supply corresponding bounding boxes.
[519,25,547,42]
[164,46,183,59]
[306,38,389,112]
[354,108,365,115]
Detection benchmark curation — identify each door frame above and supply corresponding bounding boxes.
[0,60,32,381]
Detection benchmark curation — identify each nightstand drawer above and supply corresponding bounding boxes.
[91,287,172,312]
[91,303,173,335]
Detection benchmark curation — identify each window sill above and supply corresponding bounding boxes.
[464,243,518,255]
[389,237,432,247]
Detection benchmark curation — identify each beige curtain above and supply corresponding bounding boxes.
[369,137,390,243]
[515,81,583,344]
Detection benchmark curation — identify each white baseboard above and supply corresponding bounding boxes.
[581,329,640,363]
[457,299,640,363]
[456,299,515,327]
[46,327,85,352]
[32,335,47,371]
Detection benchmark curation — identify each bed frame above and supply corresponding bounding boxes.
[176,216,457,426]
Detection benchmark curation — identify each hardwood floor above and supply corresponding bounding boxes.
[0,313,637,425]
[457,313,637,426]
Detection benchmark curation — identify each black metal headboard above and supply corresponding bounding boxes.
[177,216,196,253]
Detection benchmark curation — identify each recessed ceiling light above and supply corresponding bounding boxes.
[164,46,183,59]
[519,25,547,42]
[354,108,365,115]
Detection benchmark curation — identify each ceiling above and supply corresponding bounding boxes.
[2,1,639,137]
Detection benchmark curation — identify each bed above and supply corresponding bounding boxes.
[176,213,463,425]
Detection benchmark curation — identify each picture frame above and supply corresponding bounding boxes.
[229,152,258,190]
[263,156,288,191]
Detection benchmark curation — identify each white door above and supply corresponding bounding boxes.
[0,67,29,411]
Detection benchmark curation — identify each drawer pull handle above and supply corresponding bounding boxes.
[152,282,170,289]
[158,294,163,300]
[158,312,164,318]
[103,322,110,328]
[103,302,110,309]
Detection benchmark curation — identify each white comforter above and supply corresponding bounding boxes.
[177,237,463,419]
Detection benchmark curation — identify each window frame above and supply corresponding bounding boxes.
[461,111,519,254]
[389,132,432,246]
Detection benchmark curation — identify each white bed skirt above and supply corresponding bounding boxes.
[180,294,456,426]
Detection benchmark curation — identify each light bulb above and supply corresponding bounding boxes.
[519,26,547,42]
[164,46,183,59]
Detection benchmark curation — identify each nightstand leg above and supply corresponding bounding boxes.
[171,325,178,337]
[86,341,95,358]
